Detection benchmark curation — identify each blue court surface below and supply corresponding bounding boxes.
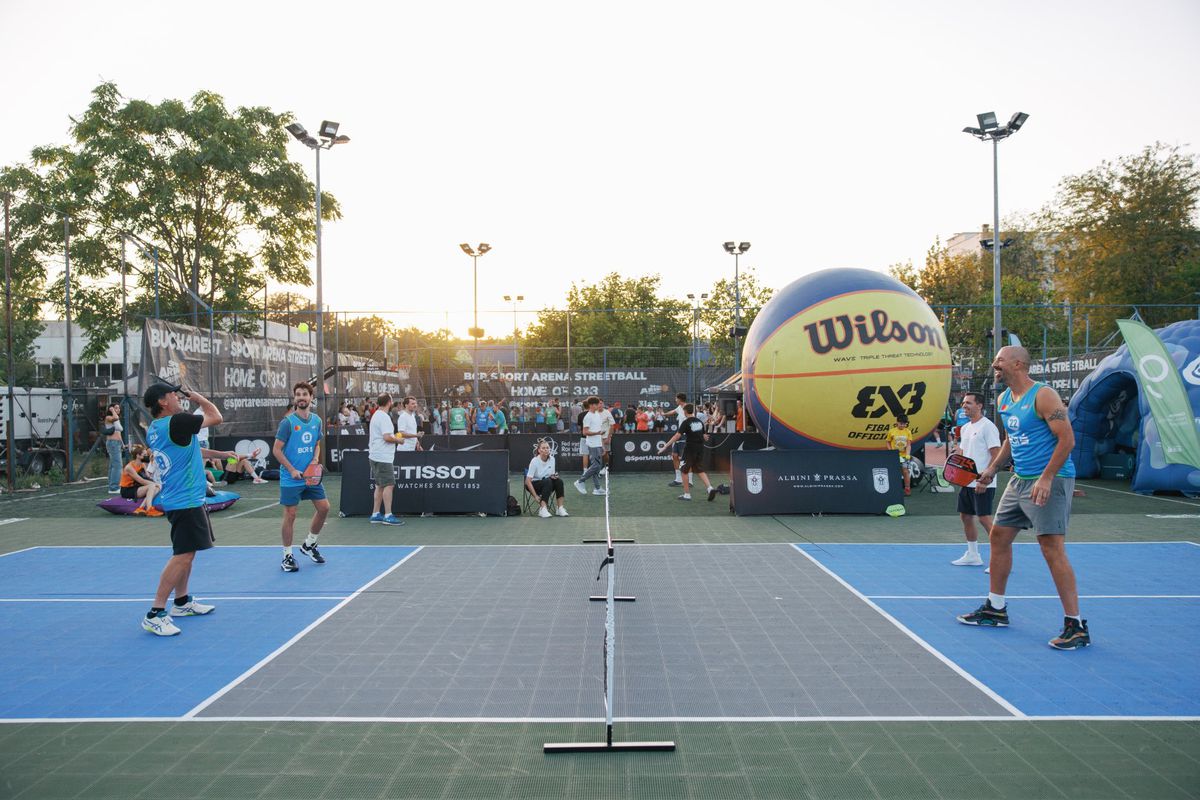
[0,546,418,719]
[794,542,1200,717]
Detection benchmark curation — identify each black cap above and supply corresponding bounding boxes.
[143,382,181,411]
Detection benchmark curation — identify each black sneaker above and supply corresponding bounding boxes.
[668,479,682,487]
[1049,618,1091,650]
[281,553,299,573]
[707,486,718,501]
[956,600,1009,627]
[300,543,325,564]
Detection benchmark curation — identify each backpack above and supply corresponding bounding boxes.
[505,494,521,516]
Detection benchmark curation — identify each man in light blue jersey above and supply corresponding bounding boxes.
[141,383,222,636]
[957,346,1090,650]
[272,382,330,573]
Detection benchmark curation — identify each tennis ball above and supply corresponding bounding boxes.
[742,268,951,450]
[298,322,309,333]
[226,456,239,465]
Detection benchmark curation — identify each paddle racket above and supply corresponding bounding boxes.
[943,453,979,487]
[303,462,323,486]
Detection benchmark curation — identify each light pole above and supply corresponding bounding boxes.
[460,243,492,398]
[286,120,350,411]
[503,294,523,368]
[722,242,750,374]
[686,292,708,398]
[963,111,1029,359]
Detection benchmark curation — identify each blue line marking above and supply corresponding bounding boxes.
[795,543,1200,716]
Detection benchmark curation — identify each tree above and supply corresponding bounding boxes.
[0,190,52,384]
[696,267,773,368]
[0,82,337,361]
[1038,143,1200,336]
[521,273,690,368]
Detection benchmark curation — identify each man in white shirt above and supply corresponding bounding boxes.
[952,391,1002,566]
[668,393,687,486]
[573,396,609,496]
[367,393,405,526]
[395,396,423,453]
[597,399,615,468]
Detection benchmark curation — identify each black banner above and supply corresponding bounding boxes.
[507,433,586,473]
[609,433,676,472]
[433,366,729,408]
[338,450,509,516]
[139,319,421,436]
[730,449,903,516]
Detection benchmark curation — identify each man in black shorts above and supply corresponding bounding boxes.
[141,383,222,636]
[658,403,717,501]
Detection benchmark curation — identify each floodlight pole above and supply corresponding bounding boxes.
[723,242,750,374]
[3,193,14,494]
[460,244,491,398]
[315,143,324,407]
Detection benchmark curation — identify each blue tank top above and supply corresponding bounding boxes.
[146,415,206,511]
[997,382,1075,479]
[276,412,322,487]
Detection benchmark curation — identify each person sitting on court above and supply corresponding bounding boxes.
[122,444,163,516]
[525,439,569,518]
[211,448,268,485]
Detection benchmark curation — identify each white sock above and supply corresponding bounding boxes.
[967,541,979,557]
[681,493,691,499]
[305,533,319,547]
[675,470,682,481]
[988,592,1006,610]
[283,546,293,557]
[1066,614,1082,622]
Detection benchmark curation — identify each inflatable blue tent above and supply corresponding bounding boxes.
[1068,319,1200,496]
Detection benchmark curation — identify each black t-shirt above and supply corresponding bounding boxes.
[680,416,705,445]
[169,412,204,447]
[577,410,587,431]
[611,407,625,425]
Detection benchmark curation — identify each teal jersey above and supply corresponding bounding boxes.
[146,414,206,511]
[276,412,322,487]
[998,383,1075,479]
[493,409,507,430]
[449,407,468,430]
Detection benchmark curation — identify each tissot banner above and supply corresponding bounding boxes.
[338,450,509,516]
[730,449,903,515]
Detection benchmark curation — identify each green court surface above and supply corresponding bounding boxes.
[1,473,1197,799]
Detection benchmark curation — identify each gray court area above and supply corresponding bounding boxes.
[198,544,1012,719]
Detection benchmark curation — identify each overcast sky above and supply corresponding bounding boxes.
[3,0,1197,337]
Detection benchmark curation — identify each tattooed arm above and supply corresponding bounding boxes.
[1032,385,1076,504]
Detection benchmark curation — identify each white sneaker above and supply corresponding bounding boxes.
[678,493,692,501]
[142,611,181,636]
[573,480,587,495]
[951,554,984,567]
[985,566,991,574]
[599,467,609,476]
[592,488,607,496]
[538,506,552,518]
[170,598,215,616]
[556,507,569,517]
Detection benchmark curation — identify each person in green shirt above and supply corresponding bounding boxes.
[545,403,558,431]
[448,399,469,436]
[493,402,508,434]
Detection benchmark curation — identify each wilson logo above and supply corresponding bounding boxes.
[803,309,945,355]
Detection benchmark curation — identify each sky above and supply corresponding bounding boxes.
[2,0,1198,338]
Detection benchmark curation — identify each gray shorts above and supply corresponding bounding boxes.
[370,459,395,487]
[994,475,1074,535]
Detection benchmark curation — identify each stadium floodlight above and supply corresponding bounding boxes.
[461,243,493,397]
[963,110,1029,360]
[723,241,736,253]
[284,118,352,411]
[723,242,752,373]
[460,243,475,255]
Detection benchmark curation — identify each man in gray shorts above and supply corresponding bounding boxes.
[367,392,404,526]
[956,346,1090,650]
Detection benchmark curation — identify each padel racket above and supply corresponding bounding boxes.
[943,453,979,487]
[303,462,323,486]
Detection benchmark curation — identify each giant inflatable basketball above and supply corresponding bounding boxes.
[742,268,952,449]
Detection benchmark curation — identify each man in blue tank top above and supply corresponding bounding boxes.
[956,346,1090,650]
[141,382,222,636]
[272,382,330,573]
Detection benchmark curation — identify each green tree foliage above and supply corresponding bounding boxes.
[0,82,336,362]
[696,267,773,367]
[1037,143,1200,336]
[890,234,1064,350]
[0,192,51,383]
[521,273,690,367]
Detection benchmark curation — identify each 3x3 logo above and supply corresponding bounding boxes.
[849,382,927,419]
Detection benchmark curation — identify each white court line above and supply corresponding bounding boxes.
[868,595,1200,600]
[225,502,280,520]
[0,518,29,526]
[794,541,1197,546]
[1075,482,1200,507]
[182,546,424,719]
[0,546,40,558]
[3,714,1197,725]
[0,485,107,503]
[790,543,1025,718]
[0,596,348,603]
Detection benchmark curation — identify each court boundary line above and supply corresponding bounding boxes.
[0,485,108,504]
[868,595,1200,600]
[181,546,424,719]
[0,596,349,603]
[225,501,281,519]
[1074,482,1200,507]
[3,714,1197,725]
[0,546,39,558]
[790,543,1026,718]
